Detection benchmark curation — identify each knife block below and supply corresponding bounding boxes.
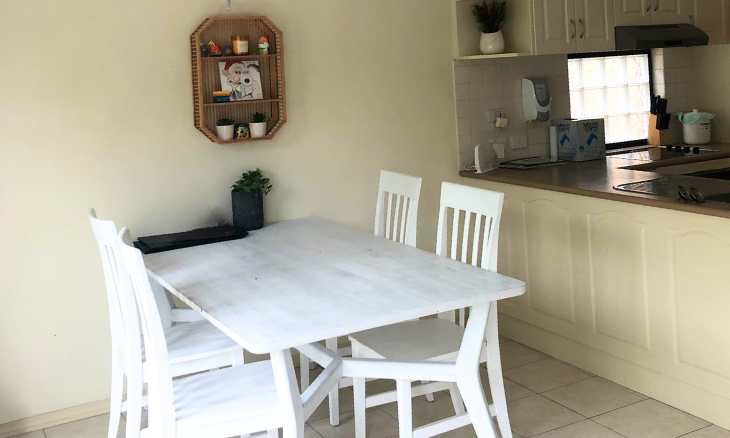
[648,114,671,146]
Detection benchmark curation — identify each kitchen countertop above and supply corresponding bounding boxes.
[460,143,730,219]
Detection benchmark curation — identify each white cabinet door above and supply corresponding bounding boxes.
[534,0,578,54]
[614,0,652,25]
[576,0,616,52]
[651,0,691,24]
[689,0,730,45]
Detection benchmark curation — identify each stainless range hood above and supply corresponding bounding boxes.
[615,24,709,50]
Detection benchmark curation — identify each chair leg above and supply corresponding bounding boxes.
[124,369,143,438]
[419,381,435,402]
[449,383,466,416]
[326,337,340,426]
[107,362,124,438]
[485,306,511,438]
[396,380,413,438]
[300,354,310,392]
[353,377,366,438]
[233,349,245,366]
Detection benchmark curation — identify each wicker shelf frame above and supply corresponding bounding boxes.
[190,16,286,144]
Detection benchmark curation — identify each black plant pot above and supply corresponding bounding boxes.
[231,190,264,231]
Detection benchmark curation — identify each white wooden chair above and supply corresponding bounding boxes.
[299,170,423,426]
[348,182,512,438]
[89,210,246,438]
[118,228,319,438]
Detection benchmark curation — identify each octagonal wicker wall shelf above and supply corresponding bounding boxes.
[190,16,286,144]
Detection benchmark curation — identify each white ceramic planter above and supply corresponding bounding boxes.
[480,30,505,55]
[216,124,235,141]
[250,122,267,138]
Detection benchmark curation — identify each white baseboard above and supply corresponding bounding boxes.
[0,399,110,438]
[500,314,730,430]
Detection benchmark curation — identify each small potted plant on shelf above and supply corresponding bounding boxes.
[250,112,267,139]
[231,168,272,231]
[472,1,507,55]
[216,118,236,141]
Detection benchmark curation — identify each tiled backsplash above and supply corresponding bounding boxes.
[453,47,701,169]
[454,55,571,169]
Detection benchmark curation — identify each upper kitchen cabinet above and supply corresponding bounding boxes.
[533,0,615,54]
[452,0,535,59]
[615,0,690,25]
[614,0,652,25]
[688,0,730,45]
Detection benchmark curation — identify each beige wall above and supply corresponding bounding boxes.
[695,44,730,143]
[0,0,458,424]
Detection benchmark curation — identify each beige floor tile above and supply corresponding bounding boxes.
[506,395,584,437]
[479,367,535,403]
[380,390,456,427]
[307,386,356,423]
[309,408,398,438]
[532,420,624,438]
[44,414,125,438]
[500,341,549,370]
[593,399,710,438]
[8,431,45,438]
[681,426,730,438]
[542,377,646,417]
[503,359,593,393]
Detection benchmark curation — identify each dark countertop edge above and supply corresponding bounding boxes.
[459,170,730,220]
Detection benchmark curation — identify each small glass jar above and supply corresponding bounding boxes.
[231,35,249,55]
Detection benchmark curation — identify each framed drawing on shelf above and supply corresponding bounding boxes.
[219,61,264,101]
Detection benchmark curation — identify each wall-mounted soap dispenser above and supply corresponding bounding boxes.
[522,78,551,122]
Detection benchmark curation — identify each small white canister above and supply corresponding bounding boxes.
[678,109,715,145]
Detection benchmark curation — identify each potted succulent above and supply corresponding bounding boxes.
[216,118,236,141]
[249,112,267,138]
[231,168,272,231]
[472,1,507,55]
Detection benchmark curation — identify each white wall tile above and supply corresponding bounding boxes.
[455,83,470,102]
[454,66,469,84]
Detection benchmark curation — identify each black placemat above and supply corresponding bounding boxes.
[134,225,248,254]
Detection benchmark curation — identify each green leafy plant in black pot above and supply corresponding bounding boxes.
[231,168,273,231]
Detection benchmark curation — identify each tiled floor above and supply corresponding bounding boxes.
[10,338,730,438]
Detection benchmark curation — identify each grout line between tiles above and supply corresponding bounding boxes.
[585,398,645,419]
[502,356,552,371]
[675,425,714,438]
[585,418,631,438]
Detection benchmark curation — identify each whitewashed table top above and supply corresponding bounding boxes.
[144,217,525,354]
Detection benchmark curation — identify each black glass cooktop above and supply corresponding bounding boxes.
[607,145,717,162]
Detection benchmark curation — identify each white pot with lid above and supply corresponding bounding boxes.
[678,109,715,145]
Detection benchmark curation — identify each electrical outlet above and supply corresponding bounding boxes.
[509,135,528,150]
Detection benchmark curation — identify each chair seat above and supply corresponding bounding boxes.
[141,320,241,364]
[349,318,469,362]
[172,360,280,429]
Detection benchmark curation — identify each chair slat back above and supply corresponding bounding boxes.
[374,170,423,247]
[118,228,177,436]
[88,210,142,370]
[435,183,504,325]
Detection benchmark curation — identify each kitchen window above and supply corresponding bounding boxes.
[568,50,653,149]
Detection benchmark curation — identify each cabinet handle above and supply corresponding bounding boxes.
[654,0,659,12]
[579,18,585,38]
[689,14,694,24]
[646,1,651,12]
[570,19,576,39]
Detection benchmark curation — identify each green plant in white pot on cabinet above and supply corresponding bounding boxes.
[250,112,267,138]
[472,1,506,55]
[216,118,235,141]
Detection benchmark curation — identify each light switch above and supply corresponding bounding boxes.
[509,135,528,150]
[491,138,506,158]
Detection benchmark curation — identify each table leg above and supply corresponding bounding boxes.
[326,337,340,426]
[271,349,304,438]
[455,303,498,438]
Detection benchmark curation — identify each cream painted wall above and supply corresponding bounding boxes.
[695,44,730,142]
[0,0,458,424]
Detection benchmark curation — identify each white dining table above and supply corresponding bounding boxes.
[144,216,525,438]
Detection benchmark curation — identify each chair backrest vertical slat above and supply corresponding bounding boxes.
[450,209,460,261]
[471,214,483,267]
[373,170,423,248]
[118,228,177,437]
[461,212,471,263]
